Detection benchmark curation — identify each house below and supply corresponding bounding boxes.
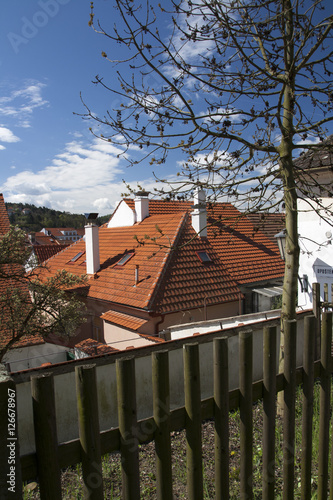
[0,193,69,371]
[37,191,284,345]
[40,227,84,243]
[295,137,333,309]
[32,244,70,265]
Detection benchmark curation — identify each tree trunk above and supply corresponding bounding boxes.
[277,0,299,415]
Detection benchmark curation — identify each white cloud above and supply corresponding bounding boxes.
[0,126,20,143]
[0,137,159,215]
[0,81,48,127]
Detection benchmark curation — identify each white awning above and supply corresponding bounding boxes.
[252,286,283,298]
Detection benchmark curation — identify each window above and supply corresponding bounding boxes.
[196,251,212,263]
[68,251,84,263]
[115,252,134,266]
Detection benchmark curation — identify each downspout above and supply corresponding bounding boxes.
[155,315,165,337]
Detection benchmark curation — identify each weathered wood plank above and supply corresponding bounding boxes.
[263,325,277,500]
[75,364,103,499]
[184,343,203,500]
[213,336,229,500]
[116,356,140,500]
[239,330,253,500]
[301,315,315,500]
[283,320,297,500]
[20,359,328,483]
[31,373,62,500]
[0,369,22,500]
[318,312,332,500]
[152,350,173,500]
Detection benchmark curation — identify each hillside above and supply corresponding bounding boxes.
[5,202,111,233]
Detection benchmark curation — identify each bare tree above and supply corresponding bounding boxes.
[83,0,333,354]
[0,227,87,360]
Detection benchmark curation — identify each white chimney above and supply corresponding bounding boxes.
[134,191,149,223]
[85,223,100,274]
[191,188,207,237]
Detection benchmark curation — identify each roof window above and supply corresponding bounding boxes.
[115,252,134,266]
[69,251,84,263]
[196,251,212,263]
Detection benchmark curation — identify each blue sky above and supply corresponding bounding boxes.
[0,1,332,216]
[0,0,163,215]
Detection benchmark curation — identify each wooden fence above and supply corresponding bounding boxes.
[0,312,332,499]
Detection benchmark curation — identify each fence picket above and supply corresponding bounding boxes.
[75,364,103,499]
[318,311,333,500]
[263,325,277,500]
[213,336,229,500]
[116,356,140,500]
[313,282,321,360]
[152,350,173,500]
[239,330,253,500]
[324,284,329,308]
[7,285,333,498]
[301,315,316,500]
[31,373,62,500]
[184,343,203,500]
[282,319,297,500]
[0,369,22,499]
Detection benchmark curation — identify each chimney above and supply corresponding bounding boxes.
[85,223,100,274]
[135,265,139,286]
[191,188,207,237]
[134,191,149,223]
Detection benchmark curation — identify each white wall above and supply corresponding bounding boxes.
[103,322,158,349]
[12,312,307,456]
[3,343,69,373]
[107,200,135,228]
[297,197,333,309]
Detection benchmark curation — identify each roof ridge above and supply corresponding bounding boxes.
[146,211,189,311]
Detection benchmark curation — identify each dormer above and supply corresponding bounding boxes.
[108,192,150,228]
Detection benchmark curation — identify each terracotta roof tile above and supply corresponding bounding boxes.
[75,338,118,356]
[0,194,10,235]
[33,233,64,245]
[246,213,285,243]
[39,213,187,310]
[37,199,285,315]
[101,310,148,331]
[294,135,333,171]
[33,244,70,264]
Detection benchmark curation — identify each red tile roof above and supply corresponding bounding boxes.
[246,213,285,243]
[101,310,148,331]
[41,212,189,310]
[75,338,118,356]
[37,199,284,316]
[33,244,69,264]
[0,194,10,235]
[125,199,285,286]
[206,204,285,285]
[33,232,63,245]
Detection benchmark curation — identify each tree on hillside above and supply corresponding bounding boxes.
[84,0,333,367]
[0,227,87,360]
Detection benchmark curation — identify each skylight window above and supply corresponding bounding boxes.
[69,251,84,263]
[196,251,212,263]
[115,252,134,266]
